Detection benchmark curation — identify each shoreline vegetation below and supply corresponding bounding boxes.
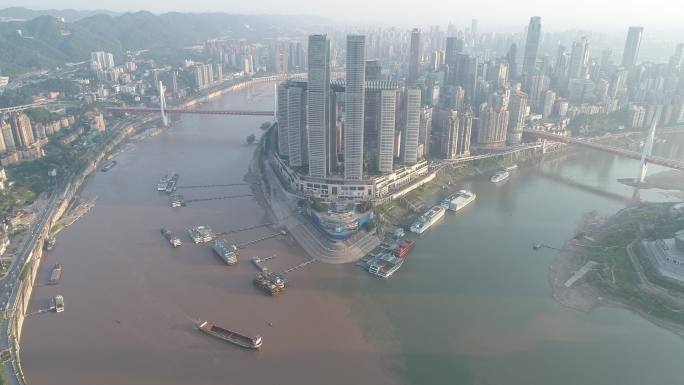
[550,200,684,338]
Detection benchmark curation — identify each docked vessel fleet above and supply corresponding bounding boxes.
[212,240,238,265]
[410,205,446,234]
[254,270,287,295]
[188,225,214,244]
[440,190,476,212]
[157,171,179,193]
[366,239,415,278]
[197,320,262,349]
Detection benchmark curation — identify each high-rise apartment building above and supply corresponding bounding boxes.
[344,35,366,180]
[377,89,398,173]
[507,90,528,144]
[10,113,35,148]
[402,87,421,165]
[307,34,331,179]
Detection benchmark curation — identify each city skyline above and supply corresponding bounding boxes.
[3,1,684,34]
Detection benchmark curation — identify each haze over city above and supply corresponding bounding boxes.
[4,0,684,31]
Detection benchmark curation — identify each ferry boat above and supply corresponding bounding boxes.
[212,240,238,265]
[410,205,446,234]
[161,228,182,248]
[49,264,62,285]
[196,320,262,349]
[52,295,64,313]
[504,164,518,171]
[441,190,476,212]
[490,170,510,183]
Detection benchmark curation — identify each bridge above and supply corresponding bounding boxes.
[523,116,684,182]
[0,100,51,114]
[107,106,274,117]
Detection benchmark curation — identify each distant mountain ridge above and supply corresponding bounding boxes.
[0,7,120,22]
[0,9,328,76]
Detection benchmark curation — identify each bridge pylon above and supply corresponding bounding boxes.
[159,80,168,127]
[637,110,659,183]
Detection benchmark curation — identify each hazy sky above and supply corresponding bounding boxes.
[7,0,684,33]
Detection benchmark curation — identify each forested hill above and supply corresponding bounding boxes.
[0,10,326,76]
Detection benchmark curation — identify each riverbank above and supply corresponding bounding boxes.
[20,82,402,385]
[549,201,684,338]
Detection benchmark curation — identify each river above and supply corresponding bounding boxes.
[21,83,684,385]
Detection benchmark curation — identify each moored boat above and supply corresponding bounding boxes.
[49,263,62,285]
[393,239,415,258]
[197,320,262,349]
[52,295,64,313]
[410,205,446,234]
[212,240,238,265]
[445,190,476,211]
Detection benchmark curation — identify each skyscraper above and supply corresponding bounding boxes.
[402,87,421,164]
[307,34,331,179]
[621,26,644,68]
[457,108,472,156]
[569,37,590,79]
[507,43,518,81]
[522,16,542,77]
[377,89,398,173]
[438,109,460,159]
[276,80,308,167]
[276,83,289,156]
[408,28,422,86]
[344,35,366,180]
[365,60,382,81]
[670,43,684,71]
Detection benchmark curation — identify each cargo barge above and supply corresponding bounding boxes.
[196,320,262,349]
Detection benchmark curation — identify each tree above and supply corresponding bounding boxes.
[246,133,256,145]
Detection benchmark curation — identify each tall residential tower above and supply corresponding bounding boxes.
[344,35,366,180]
[307,34,331,179]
